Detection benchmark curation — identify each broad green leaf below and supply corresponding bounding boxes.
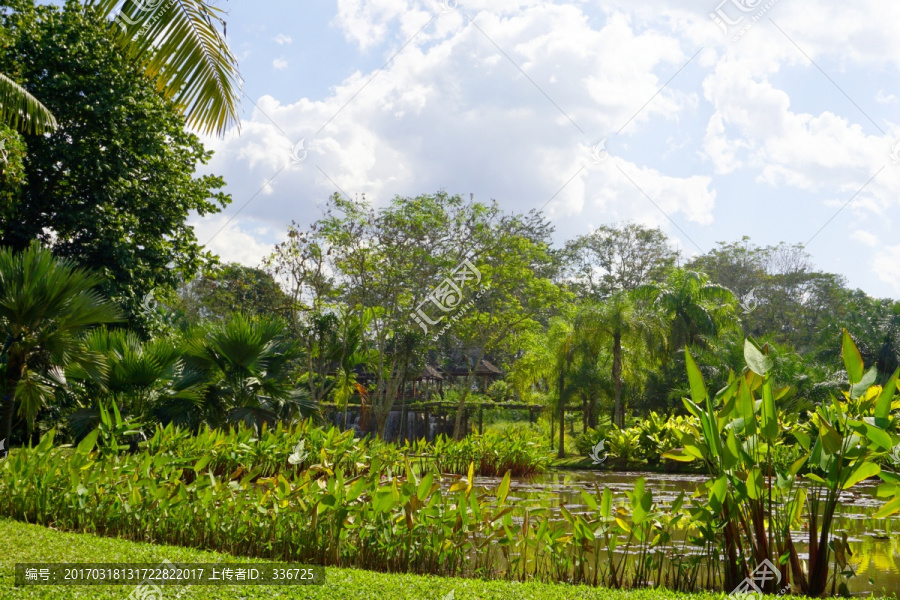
[736,378,756,436]
[874,497,900,519]
[848,421,892,451]
[818,417,843,455]
[760,379,778,440]
[722,428,740,470]
[709,476,727,513]
[193,454,212,472]
[496,471,511,505]
[878,471,900,484]
[842,461,880,489]
[746,467,764,500]
[581,489,598,511]
[76,428,100,455]
[789,454,809,476]
[631,478,651,525]
[600,487,612,519]
[850,367,878,399]
[662,449,697,462]
[842,328,865,384]
[417,473,434,502]
[685,349,708,404]
[744,338,772,376]
[875,368,900,420]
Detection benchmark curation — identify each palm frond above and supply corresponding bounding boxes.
[0,72,57,134]
[88,0,241,136]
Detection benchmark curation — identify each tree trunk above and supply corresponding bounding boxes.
[452,372,476,440]
[612,332,624,428]
[549,408,555,450]
[588,392,599,429]
[1,355,24,445]
[557,394,566,459]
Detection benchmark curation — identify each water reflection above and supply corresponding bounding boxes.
[467,470,899,595]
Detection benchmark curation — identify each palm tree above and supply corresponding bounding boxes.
[576,293,664,428]
[1,1,240,137]
[64,328,206,439]
[181,314,317,430]
[0,242,122,443]
[637,269,737,354]
[330,308,377,430]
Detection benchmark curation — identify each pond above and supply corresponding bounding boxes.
[467,470,900,596]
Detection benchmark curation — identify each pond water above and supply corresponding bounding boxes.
[467,470,900,596]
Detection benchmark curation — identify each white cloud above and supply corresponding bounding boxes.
[852,230,878,247]
[194,0,900,297]
[190,216,282,267]
[874,245,900,294]
[274,33,292,45]
[877,90,898,105]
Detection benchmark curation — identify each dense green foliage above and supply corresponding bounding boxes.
[0,0,230,326]
[5,333,899,595]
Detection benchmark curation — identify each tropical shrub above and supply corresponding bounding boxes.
[663,332,899,596]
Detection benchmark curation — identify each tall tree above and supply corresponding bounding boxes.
[319,192,472,439]
[637,269,737,355]
[446,208,564,439]
[177,263,290,323]
[564,223,678,299]
[265,221,351,407]
[572,295,662,428]
[0,1,231,326]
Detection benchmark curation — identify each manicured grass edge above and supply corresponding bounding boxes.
[0,518,747,600]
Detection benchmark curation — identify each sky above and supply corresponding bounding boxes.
[184,0,900,298]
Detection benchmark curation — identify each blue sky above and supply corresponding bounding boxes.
[181,0,900,298]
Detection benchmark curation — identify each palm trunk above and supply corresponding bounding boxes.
[557,390,566,458]
[1,355,24,444]
[612,332,624,428]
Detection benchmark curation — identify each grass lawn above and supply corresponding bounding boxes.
[0,518,746,600]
